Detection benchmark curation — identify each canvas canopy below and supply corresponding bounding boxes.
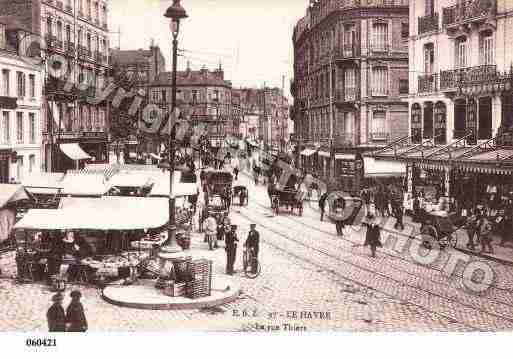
[364,157,406,178]
[22,172,65,194]
[60,174,110,196]
[0,184,30,208]
[59,143,91,161]
[15,197,169,230]
[149,171,198,197]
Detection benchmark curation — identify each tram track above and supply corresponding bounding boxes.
[252,199,513,299]
[233,199,513,330]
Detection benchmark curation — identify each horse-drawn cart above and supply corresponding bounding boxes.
[271,189,303,216]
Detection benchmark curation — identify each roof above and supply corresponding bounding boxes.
[110,49,153,65]
[60,174,110,196]
[0,184,29,208]
[22,172,65,194]
[15,197,169,231]
[150,70,232,87]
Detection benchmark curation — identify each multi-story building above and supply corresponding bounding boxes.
[0,17,43,183]
[291,0,409,186]
[0,0,111,172]
[373,0,513,208]
[148,64,233,148]
[109,43,165,159]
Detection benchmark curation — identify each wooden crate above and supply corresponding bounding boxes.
[163,281,187,297]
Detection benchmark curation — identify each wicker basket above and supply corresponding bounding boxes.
[185,259,212,299]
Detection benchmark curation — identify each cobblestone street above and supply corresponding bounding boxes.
[1,172,512,331]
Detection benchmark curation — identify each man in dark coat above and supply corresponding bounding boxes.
[363,213,382,258]
[225,225,239,275]
[318,192,328,222]
[47,293,66,332]
[66,290,88,332]
[245,224,260,273]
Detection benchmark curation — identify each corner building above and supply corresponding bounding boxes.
[291,0,409,189]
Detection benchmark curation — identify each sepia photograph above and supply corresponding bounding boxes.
[0,0,512,350]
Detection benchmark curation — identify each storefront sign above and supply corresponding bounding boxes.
[0,96,17,110]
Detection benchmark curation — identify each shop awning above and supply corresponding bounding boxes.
[22,172,65,194]
[300,149,316,156]
[364,157,406,178]
[0,184,30,208]
[149,171,198,197]
[318,151,330,157]
[60,174,110,196]
[335,153,356,160]
[15,198,169,230]
[108,173,155,188]
[59,143,91,161]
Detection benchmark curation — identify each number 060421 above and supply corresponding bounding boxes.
[26,338,56,347]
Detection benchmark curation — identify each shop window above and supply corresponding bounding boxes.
[454,99,467,139]
[411,103,422,143]
[467,99,477,144]
[423,102,434,139]
[434,102,447,145]
[478,97,492,140]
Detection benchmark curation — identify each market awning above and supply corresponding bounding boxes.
[300,149,316,156]
[60,174,110,196]
[149,171,198,197]
[15,197,169,230]
[107,173,155,188]
[0,184,30,208]
[335,153,356,160]
[364,157,406,178]
[59,143,91,161]
[22,172,65,194]
[318,151,330,157]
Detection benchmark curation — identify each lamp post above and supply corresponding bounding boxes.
[161,0,188,254]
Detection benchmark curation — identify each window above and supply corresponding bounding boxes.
[86,33,91,51]
[16,72,26,98]
[57,21,62,42]
[372,23,388,51]
[399,79,409,94]
[77,29,82,46]
[16,156,23,182]
[480,32,494,65]
[29,155,35,173]
[29,75,35,98]
[2,112,10,143]
[87,0,91,17]
[192,90,198,103]
[66,25,71,44]
[425,0,434,16]
[1,70,9,96]
[29,113,36,143]
[16,112,23,143]
[401,23,409,39]
[46,18,52,36]
[161,90,166,103]
[0,24,5,49]
[456,37,467,68]
[372,111,386,135]
[424,43,434,74]
[214,90,219,102]
[372,67,388,96]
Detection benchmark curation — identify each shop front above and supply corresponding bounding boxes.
[53,133,109,172]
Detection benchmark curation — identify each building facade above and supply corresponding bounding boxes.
[0,0,111,172]
[291,0,409,184]
[373,0,513,209]
[0,19,43,183]
[148,64,233,148]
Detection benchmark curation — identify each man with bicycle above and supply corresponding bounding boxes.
[245,224,260,274]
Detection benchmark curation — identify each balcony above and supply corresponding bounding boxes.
[418,74,438,93]
[418,13,439,35]
[442,0,496,28]
[440,65,499,91]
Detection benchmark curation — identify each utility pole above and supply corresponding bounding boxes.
[262,82,267,150]
[328,48,334,180]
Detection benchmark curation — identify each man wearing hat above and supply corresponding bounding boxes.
[245,224,260,273]
[47,293,66,332]
[66,290,88,332]
[225,225,239,275]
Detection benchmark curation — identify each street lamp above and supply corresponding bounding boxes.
[161,0,188,254]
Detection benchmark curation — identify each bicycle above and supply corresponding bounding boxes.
[243,247,261,279]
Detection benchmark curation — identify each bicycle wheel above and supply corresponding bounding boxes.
[244,258,261,279]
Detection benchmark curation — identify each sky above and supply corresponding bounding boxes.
[109,0,308,99]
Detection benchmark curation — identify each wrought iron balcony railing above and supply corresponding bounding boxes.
[370,132,389,141]
[442,0,496,27]
[418,13,439,34]
[418,74,438,93]
[440,65,498,90]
